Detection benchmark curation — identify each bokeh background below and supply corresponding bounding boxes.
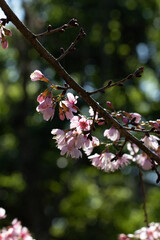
[0,0,160,239]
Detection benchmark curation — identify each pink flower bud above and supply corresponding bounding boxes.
[106,101,113,108]
[30,70,44,81]
[3,28,12,36]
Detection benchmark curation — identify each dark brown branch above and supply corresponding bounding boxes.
[138,168,149,227]
[111,139,127,161]
[89,67,144,95]
[1,0,160,165]
[35,18,79,38]
[57,28,86,61]
[151,160,160,184]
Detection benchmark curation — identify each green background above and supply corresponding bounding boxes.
[0,0,160,239]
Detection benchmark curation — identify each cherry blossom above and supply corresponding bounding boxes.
[127,142,139,156]
[130,112,141,123]
[116,154,133,169]
[149,120,160,129]
[0,208,34,240]
[0,20,12,49]
[70,115,92,133]
[136,153,152,170]
[142,135,159,151]
[59,93,78,120]
[0,208,6,219]
[83,136,100,155]
[30,70,50,83]
[118,233,130,240]
[51,129,84,158]
[36,92,56,121]
[104,126,120,142]
[119,222,160,240]
[89,151,133,172]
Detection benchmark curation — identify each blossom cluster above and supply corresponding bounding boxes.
[31,70,160,173]
[0,207,35,240]
[0,20,12,49]
[119,222,160,240]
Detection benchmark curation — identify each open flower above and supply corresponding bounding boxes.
[70,115,92,133]
[142,135,159,151]
[60,93,78,120]
[104,126,120,142]
[0,208,6,219]
[36,92,56,121]
[130,112,141,123]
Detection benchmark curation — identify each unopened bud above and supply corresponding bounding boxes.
[107,80,112,86]
[68,18,79,27]
[69,47,76,52]
[60,47,65,54]
[47,25,52,32]
[59,28,65,33]
[106,101,113,108]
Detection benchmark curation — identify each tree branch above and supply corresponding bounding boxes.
[57,28,86,61]
[34,18,79,38]
[1,0,160,164]
[138,168,149,227]
[88,67,144,95]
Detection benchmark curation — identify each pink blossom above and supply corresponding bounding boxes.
[89,151,133,172]
[51,129,85,158]
[83,136,100,155]
[30,70,45,81]
[0,208,6,219]
[89,152,117,172]
[70,115,92,133]
[127,143,139,155]
[104,126,120,142]
[64,92,78,107]
[36,93,56,121]
[136,153,152,170]
[37,93,46,103]
[0,217,35,240]
[60,93,78,120]
[130,112,141,123]
[118,234,130,240]
[120,222,160,240]
[116,154,133,169]
[0,21,12,49]
[142,135,159,151]
[149,120,160,129]
[1,35,8,49]
[106,101,113,108]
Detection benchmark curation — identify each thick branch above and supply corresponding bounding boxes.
[1,0,160,164]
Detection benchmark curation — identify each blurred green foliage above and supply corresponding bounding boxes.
[0,0,160,240]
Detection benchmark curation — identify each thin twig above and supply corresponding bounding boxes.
[90,110,96,132]
[57,28,86,61]
[111,139,127,161]
[35,18,79,38]
[151,159,160,184]
[89,67,144,95]
[138,168,149,227]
